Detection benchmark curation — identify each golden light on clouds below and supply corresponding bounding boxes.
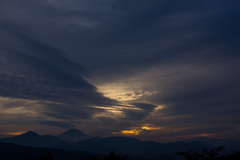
[96,82,155,102]
[0,96,66,128]
[92,105,144,119]
[92,106,125,119]
[94,106,124,114]
[119,124,162,136]
[121,129,140,135]
[199,134,212,137]
[154,105,164,110]
[91,77,164,138]
[141,124,162,130]
[7,131,25,136]
[0,97,43,116]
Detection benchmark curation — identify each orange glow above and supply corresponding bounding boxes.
[141,124,161,130]
[121,129,140,135]
[7,131,25,136]
[199,134,212,137]
[120,124,162,136]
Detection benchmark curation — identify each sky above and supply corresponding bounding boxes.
[0,0,240,142]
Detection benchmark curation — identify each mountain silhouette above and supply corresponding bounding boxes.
[71,136,214,158]
[0,142,92,160]
[23,131,39,136]
[1,130,239,159]
[58,129,90,143]
[0,131,63,147]
[184,137,240,152]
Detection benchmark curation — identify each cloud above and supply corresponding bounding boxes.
[0,20,118,130]
[1,0,240,140]
[123,103,157,121]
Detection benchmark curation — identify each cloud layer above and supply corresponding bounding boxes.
[1,0,240,141]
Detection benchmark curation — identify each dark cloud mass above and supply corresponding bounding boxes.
[0,18,118,131]
[124,103,157,121]
[0,0,240,141]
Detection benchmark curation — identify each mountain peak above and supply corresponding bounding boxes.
[23,131,39,136]
[58,129,90,143]
[59,129,89,136]
[63,129,84,134]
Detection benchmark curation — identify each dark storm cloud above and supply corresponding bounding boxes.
[0,19,117,124]
[124,103,157,121]
[152,63,240,116]
[41,102,104,120]
[37,120,74,129]
[2,0,239,72]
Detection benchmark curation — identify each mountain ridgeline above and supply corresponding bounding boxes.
[0,129,91,147]
[1,129,240,160]
[57,128,91,143]
[0,131,63,147]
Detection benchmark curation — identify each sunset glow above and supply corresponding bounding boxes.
[96,82,155,103]
[7,131,25,136]
[121,129,140,135]
[141,125,162,130]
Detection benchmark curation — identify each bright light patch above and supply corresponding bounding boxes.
[91,80,159,123]
[92,106,125,119]
[96,83,154,102]
[141,125,161,130]
[92,105,144,119]
[121,129,140,135]
[120,124,162,136]
[140,124,162,130]
[155,105,164,110]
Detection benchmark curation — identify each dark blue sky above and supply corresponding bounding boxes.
[0,0,240,142]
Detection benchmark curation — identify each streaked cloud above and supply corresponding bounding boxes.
[0,0,240,141]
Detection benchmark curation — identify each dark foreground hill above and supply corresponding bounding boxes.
[1,141,240,160]
[0,142,91,160]
[0,142,170,160]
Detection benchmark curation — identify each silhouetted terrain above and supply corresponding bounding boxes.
[71,136,212,158]
[57,129,91,143]
[0,142,91,160]
[184,137,240,151]
[1,130,240,160]
[0,131,64,148]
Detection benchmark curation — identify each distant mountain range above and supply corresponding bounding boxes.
[0,129,91,147]
[1,129,240,160]
[57,128,91,143]
[0,131,63,147]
